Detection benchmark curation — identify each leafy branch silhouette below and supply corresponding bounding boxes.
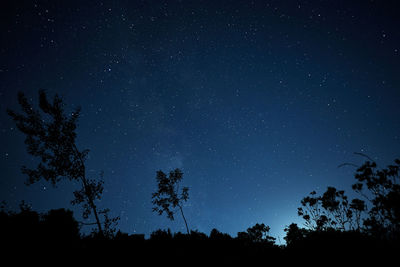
[151,168,190,234]
[7,90,119,237]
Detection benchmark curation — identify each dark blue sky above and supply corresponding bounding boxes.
[1,0,400,242]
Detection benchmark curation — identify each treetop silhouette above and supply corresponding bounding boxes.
[151,168,190,234]
[298,154,400,241]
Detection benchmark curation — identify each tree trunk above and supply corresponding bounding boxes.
[74,144,104,237]
[179,205,190,235]
[82,177,103,237]
[89,197,103,236]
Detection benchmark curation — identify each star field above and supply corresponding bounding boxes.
[1,0,400,242]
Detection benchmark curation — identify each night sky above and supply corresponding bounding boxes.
[1,0,400,242]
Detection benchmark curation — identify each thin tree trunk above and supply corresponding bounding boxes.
[74,144,104,236]
[89,198,103,236]
[87,189,103,234]
[81,175,103,237]
[178,205,190,235]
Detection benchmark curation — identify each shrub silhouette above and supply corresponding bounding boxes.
[0,203,80,249]
[150,228,173,241]
[41,208,80,243]
[209,228,232,241]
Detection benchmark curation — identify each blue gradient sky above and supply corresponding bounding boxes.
[1,0,400,242]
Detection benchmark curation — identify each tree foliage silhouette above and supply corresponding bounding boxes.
[298,187,366,231]
[151,168,190,234]
[298,154,400,241]
[284,223,308,246]
[209,228,232,241]
[352,158,400,238]
[7,90,118,237]
[238,223,276,244]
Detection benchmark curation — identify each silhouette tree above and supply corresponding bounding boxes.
[349,198,366,231]
[283,223,308,246]
[7,90,118,237]
[352,158,400,238]
[320,187,353,230]
[237,223,276,244]
[209,228,232,241]
[298,187,366,231]
[151,169,190,234]
[297,190,329,231]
